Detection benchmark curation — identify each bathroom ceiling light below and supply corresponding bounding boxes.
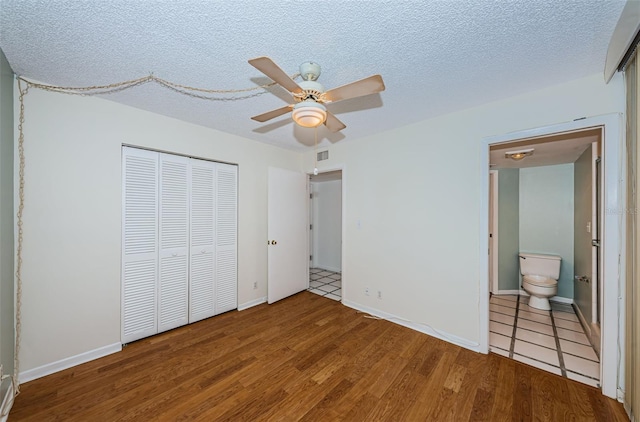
[291,101,327,128]
[505,148,534,161]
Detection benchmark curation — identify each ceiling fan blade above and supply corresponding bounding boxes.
[323,75,385,103]
[248,56,303,95]
[251,105,293,122]
[324,111,346,133]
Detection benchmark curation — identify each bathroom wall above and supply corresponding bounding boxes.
[520,164,575,299]
[497,168,520,291]
[311,180,342,272]
[574,145,594,322]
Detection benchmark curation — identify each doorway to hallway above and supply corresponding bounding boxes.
[308,170,343,301]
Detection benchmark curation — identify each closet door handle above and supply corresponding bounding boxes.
[201,249,206,254]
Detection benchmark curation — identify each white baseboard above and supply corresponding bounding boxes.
[492,290,520,295]
[0,379,14,422]
[550,295,573,304]
[342,300,480,353]
[573,303,593,340]
[237,296,267,311]
[19,342,121,384]
[518,290,573,305]
[312,265,341,273]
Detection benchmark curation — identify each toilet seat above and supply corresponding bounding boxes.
[523,275,557,288]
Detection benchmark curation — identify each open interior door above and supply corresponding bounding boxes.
[267,167,309,303]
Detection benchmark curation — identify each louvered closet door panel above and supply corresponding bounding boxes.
[216,163,238,314]
[158,153,190,333]
[189,159,216,323]
[122,147,158,343]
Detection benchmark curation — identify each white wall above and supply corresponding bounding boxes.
[15,71,626,375]
[304,73,625,346]
[520,164,575,299]
[311,180,342,272]
[16,87,301,374]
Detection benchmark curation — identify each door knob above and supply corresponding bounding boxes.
[271,240,277,245]
[575,275,590,283]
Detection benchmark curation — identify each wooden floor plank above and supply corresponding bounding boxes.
[9,292,628,421]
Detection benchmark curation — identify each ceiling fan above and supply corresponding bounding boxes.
[248,56,385,132]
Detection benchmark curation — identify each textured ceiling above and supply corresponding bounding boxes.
[0,0,626,151]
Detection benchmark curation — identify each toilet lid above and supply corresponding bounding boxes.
[523,275,557,287]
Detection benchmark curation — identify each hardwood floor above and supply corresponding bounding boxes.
[10,292,628,421]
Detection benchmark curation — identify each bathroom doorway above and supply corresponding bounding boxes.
[308,170,343,301]
[481,115,623,398]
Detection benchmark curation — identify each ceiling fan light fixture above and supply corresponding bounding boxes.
[505,148,534,161]
[292,101,327,128]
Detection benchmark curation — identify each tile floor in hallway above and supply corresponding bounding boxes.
[308,268,341,301]
[489,294,600,387]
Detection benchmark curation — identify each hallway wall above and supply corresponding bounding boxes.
[311,180,342,272]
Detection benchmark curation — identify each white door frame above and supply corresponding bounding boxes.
[489,170,499,293]
[591,145,601,326]
[308,165,346,303]
[479,114,624,399]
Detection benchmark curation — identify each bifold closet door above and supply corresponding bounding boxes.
[122,147,238,342]
[189,159,216,323]
[215,163,238,313]
[122,147,159,344]
[157,153,190,333]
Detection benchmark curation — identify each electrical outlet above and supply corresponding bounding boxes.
[253,281,258,290]
[377,290,382,299]
[365,287,370,296]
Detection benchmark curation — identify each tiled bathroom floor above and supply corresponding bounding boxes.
[308,268,341,301]
[489,295,600,388]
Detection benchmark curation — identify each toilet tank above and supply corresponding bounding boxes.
[519,253,561,279]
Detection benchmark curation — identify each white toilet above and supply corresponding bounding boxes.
[519,253,562,311]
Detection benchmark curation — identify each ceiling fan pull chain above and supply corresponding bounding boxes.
[314,127,319,176]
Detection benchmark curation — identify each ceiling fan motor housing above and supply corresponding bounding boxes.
[297,80,325,102]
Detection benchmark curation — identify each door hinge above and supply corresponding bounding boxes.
[310,255,312,260]
[310,193,313,199]
[310,224,313,230]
